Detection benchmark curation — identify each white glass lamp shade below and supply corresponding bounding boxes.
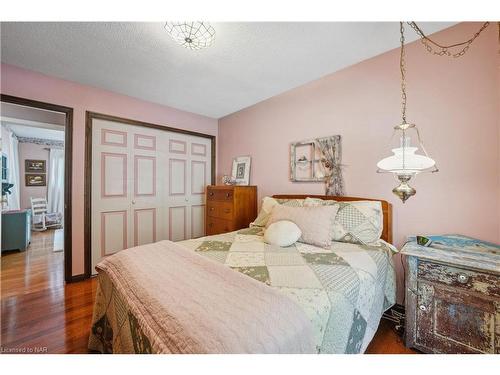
[165,22,215,50]
[377,146,435,175]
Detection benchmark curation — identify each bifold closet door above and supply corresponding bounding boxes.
[166,133,211,242]
[91,117,211,273]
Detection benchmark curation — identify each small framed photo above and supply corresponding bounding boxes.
[25,174,46,187]
[231,156,251,186]
[25,159,46,173]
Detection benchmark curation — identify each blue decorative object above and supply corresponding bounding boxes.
[407,234,499,255]
[2,182,14,196]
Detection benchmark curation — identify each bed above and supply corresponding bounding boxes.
[88,195,396,354]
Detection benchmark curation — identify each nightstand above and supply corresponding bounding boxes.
[401,235,500,353]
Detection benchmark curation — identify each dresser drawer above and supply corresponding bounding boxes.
[207,188,234,202]
[418,261,500,298]
[206,217,235,235]
[207,201,234,220]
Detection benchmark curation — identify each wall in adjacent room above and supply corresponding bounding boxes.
[18,142,49,210]
[218,23,499,301]
[1,63,218,276]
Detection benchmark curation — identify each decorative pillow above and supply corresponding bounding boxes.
[266,205,338,248]
[251,197,305,227]
[304,197,383,245]
[264,220,302,247]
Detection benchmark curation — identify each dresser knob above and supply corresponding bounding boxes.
[210,207,214,211]
[225,193,230,198]
[457,273,469,284]
[419,305,427,312]
[209,192,214,196]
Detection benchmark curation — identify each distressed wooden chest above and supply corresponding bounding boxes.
[401,235,500,353]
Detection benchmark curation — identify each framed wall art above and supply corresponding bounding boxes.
[231,156,251,185]
[290,135,345,195]
[25,174,47,187]
[25,159,46,173]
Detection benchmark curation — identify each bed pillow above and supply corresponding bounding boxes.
[304,197,383,245]
[251,197,305,227]
[264,220,302,247]
[266,205,338,248]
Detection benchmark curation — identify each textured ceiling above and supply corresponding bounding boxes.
[0,22,454,118]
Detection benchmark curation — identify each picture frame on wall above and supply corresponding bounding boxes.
[25,174,46,187]
[25,159,46,173]
[231,156,251,185]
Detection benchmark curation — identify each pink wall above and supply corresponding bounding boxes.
[218,23,500,300]
[18,142,49,210]
[1,63,218,276]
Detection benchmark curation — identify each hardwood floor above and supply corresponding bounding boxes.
[1,230,96,353]
[1,230,416,354]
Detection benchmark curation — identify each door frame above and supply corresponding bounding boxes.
[0,94,74,283]
[84,111,216,278]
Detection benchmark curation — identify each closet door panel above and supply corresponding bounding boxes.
[169,206,187,241]
[134,208,157,246]
[191,160,206,195]
[102,153,127,197]
[101,210,128,256]
[134,134,156,150]
[134,155,156,196]
[191,205,205,239]
[169,158,186,196]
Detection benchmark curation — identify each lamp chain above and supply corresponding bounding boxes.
[408,21,490,58]
[399,22,407,170]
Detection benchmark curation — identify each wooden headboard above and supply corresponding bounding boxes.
[272,194,393,244]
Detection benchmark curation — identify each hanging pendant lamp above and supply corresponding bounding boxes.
[377,22,438,203]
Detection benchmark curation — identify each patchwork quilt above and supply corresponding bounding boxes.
[178,227,397,353]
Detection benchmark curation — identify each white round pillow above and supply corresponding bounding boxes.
[264,220,302,247]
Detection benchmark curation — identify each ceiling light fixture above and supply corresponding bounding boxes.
[164,22,215,50]
[377,21,491,203]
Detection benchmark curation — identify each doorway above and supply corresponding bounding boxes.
[0,94,73,286]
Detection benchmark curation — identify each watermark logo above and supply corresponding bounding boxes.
[0,346,48,354]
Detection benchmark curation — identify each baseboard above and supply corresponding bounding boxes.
[67,273,88,283]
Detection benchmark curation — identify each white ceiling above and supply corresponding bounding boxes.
[0,22,454,118]
[6,124,65,141]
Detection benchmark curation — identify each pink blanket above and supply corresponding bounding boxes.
[95,240,315,353]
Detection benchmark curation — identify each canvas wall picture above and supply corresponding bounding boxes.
[25,159,46,173]
[25,174,46,187]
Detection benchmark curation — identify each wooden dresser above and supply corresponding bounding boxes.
[206,185,257,236]
[401,236,500,353]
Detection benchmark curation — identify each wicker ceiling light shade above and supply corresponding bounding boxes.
[164,22,216,50]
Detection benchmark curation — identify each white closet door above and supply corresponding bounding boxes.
[130,126,163,247]
[165,133,211,241]
[91,118,211,273]
[91,120,132,273]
